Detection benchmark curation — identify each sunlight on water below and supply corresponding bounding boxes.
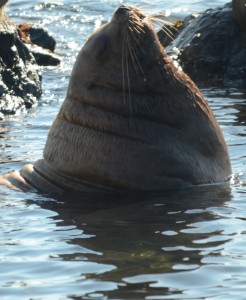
[1,0,246,299]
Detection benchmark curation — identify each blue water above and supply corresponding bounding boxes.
[1,1,246,299]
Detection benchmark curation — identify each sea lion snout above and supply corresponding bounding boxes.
[115,5,132,14]
[113,5,133,23]
[113,5,145,24]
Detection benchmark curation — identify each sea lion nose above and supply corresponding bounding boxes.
[115,5,131,14]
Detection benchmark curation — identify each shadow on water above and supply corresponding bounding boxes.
[19,183,233,299]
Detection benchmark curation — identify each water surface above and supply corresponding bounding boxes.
[1,1,246,299]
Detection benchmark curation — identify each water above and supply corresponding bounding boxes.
[1,0,246,299]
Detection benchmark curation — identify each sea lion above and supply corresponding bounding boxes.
[232,0,246,30]
[0,5,232,193]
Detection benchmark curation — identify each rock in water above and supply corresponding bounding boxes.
[164,3,246,88]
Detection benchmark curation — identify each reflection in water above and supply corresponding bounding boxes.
[0,184,238,299]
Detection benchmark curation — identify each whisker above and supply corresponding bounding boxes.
[129,19,138,25]
[127,36,140,77]
[129,19,145,34]
[129,23,144,42]
[149,17,178,40]
[150,15,179,28]
[128,26,134,33]
[137,4,154,10]
[128,30,146,81]
[128,25,141,47]
[134,23,145,34]
[153,21,173,35]
[129,19,142,27]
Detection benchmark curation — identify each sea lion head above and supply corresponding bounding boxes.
[30,5,231,192]
[66,4,166,108]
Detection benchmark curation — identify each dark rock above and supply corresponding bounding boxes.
[30,26,56,51]
[0,13,60,115]
[18,23,56,52]
[0,16,42,115]
[18,23,61,66]
[163,3,246,88]
[0,94,25,115]
[0,31,14,55]
[24,43,61,66]
[157,20,185,47]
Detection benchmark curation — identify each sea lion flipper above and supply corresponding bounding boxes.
[20,164,63,194]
